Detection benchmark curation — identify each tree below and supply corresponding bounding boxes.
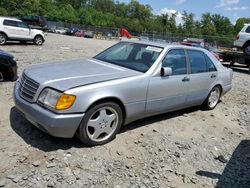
[234,18,250,33]
[182,11,196,35]
[201,13,217,36]
[211,14,234,36]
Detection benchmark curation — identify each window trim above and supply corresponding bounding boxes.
[161,48,188,76]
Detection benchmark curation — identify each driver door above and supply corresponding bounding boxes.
[146,49,190,114]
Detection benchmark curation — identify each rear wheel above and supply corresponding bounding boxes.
[203,86,221,110]
[77,102,123,146]
[243,43,250,56]
[0,33,7,45]
[34,35,43,45]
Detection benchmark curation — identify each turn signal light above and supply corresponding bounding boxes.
[55,94,76,110]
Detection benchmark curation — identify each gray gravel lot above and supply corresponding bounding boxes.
[0,33,249,187]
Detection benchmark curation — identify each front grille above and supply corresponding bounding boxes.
[18,73,40,102]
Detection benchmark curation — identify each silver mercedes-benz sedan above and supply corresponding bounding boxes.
[14,41,233,146]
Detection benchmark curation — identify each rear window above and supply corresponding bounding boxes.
[246,26,250,33]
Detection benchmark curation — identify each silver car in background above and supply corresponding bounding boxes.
[14,41,233,146]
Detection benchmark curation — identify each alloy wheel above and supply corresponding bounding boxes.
[0,34,6,45]
[208,87,220,109]
[86,107,119,142]
[34,36,43,45]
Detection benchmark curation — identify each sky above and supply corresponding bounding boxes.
[121,0,249,24]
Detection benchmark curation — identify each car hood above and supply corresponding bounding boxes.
[0,50,14,59]
[24,59,141,91]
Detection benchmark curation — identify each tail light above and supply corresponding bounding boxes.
[235,35,239,40]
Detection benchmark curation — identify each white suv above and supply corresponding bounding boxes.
[0,17,45,45]
[234,24,250,56]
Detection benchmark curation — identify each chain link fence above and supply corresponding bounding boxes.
[47,21,234,47]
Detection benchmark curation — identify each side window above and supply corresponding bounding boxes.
[188,50,207,74]
[3,20,17,27]
[246,26,250,33]
[205,55,217,72]
[162,49,187,75]
[17,21,29,29]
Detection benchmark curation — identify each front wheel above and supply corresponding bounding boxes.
[33,35,44,45]
[203,86,221,110]
[0,33,7,45]
[77,102,123,146]
[0,71,3,81]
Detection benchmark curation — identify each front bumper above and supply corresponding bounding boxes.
[13,82,84,138]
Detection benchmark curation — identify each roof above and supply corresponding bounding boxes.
[0,16,21,22]
[121,39,207,52]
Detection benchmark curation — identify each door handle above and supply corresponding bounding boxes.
[211,74,216,78]
[182,77,190,82]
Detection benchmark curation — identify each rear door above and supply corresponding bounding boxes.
[2,19,20,38]
[185,50,218,106]
[146,49,190,114]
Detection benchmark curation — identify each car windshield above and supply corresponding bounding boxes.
[94,42,163,73]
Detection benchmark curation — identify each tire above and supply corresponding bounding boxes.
[0,71,3,81]
[33,35,44,45]
[203,86,221,110]
[0,33,7,45]
[77,102,123,146]
[243,43,250,56]
[0,65,11,81]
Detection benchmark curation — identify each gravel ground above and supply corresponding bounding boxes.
[0,33,249,188]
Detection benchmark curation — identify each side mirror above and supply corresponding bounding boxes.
[161,67,172,77]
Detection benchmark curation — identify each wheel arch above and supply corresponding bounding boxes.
[243,40,250,48]
[206,83,223,100]
[85,97,127,124]
[34,34,44,40]
[0,31,8,38]
[214,84,223,93]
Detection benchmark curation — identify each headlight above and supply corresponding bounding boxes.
[38,88,76,110]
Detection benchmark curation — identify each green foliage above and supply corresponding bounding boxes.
[234,18,250,33]
[1,0,249,46]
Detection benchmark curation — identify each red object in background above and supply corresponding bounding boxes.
[180,41,193,46]
[75,31,84,37]
[211,51,221,61]
[120,28,133,38]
